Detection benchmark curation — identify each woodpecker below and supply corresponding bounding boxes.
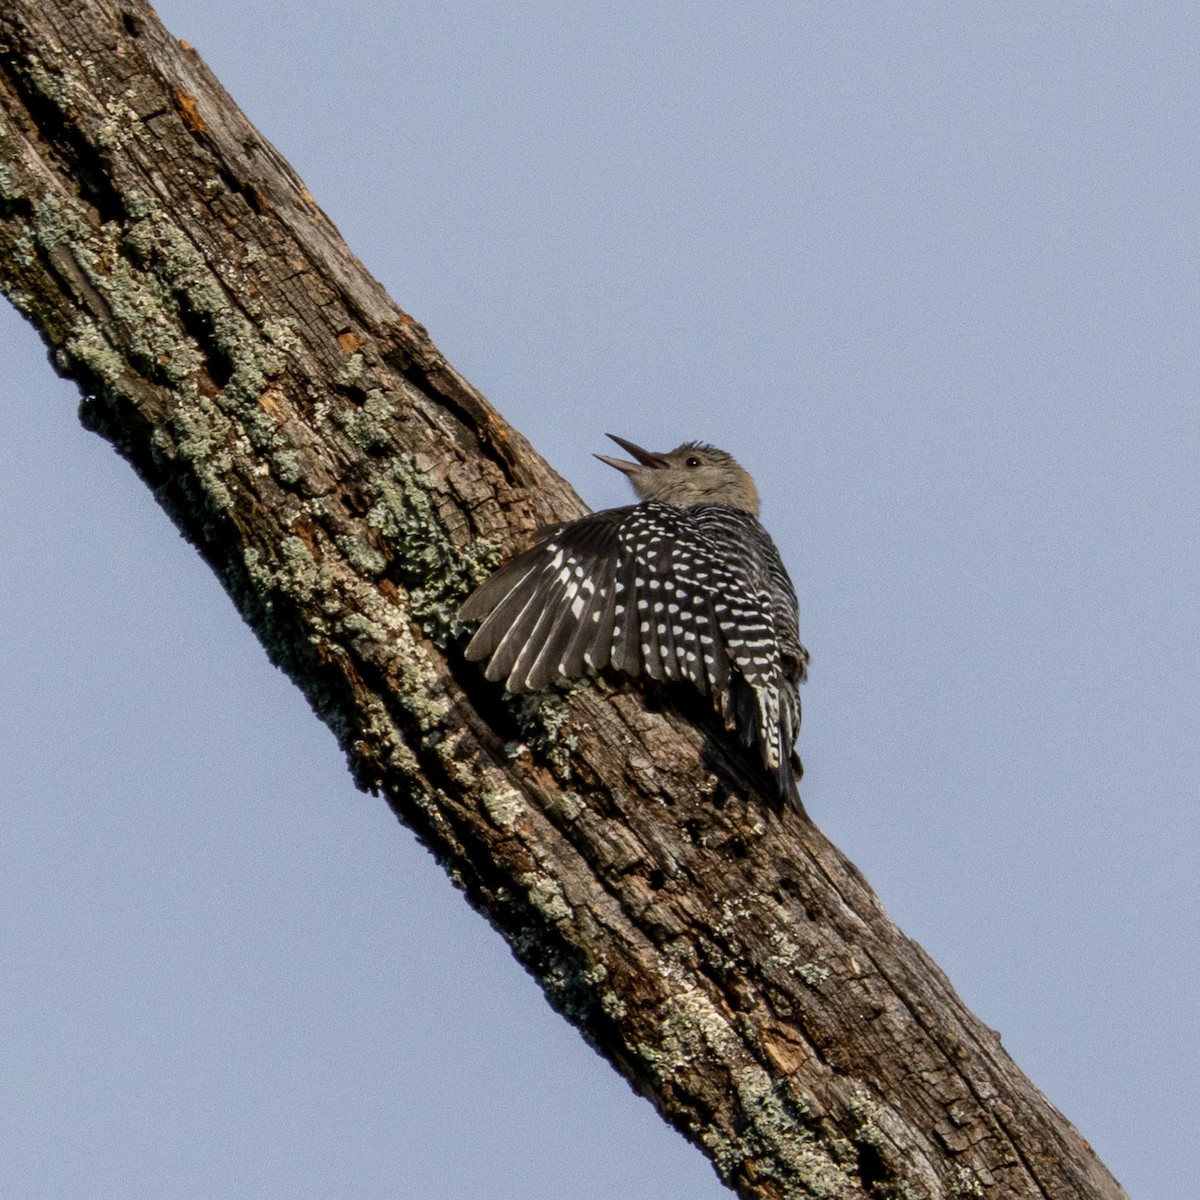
[459,436,809,806]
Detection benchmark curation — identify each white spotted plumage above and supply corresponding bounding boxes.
[459,438,809,806]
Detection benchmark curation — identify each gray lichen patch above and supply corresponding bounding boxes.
[23,49,78,112]
[795,959,831,987]
[238,537,329,612]
[599,989,627,1020]
[262,316,301,355]
[121,202,287,431]
[348,592,453,736]
[94,98,144,152]
[511,691,579,779]
[61,318,125,388]
[334,533,388,580]
[481,787,525,829]
[33,183,310,510]
[334,351,365,386]
[169,395,236,512]
[949,1165,985,1198]
[519,871,573,923]
[338,388,395,452]
[846,1085,885,1148]
[839,1082,942,1200]
[268,448,303,486]
[503,924,607,1032]
[29,189,94,252]
[277,535,327,601]
[17,191,205,393]
[0,158,25,204]
[553,789,586,821]
[763,927,831,989]
[366,456,494,646]
[641,986,855,1199]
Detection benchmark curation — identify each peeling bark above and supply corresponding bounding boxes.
[0,5,1126,1198]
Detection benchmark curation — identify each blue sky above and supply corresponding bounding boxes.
[2,3,1197,1196]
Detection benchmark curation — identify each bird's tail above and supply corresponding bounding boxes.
[780,752,805,814]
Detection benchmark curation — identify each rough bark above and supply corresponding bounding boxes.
[0,4,1125,1198]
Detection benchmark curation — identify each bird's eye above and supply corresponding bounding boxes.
[685,456,701,468]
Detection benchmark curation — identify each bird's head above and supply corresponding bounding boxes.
[595,435,761,515]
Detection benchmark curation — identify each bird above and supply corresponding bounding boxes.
[458,435,808,806]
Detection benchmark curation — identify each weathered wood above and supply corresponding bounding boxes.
[0,4,1126,1197]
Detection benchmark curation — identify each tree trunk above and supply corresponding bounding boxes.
[0,4,1126,1198]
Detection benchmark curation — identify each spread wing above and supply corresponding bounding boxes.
[460,508,628,693]
[460,503,735,697]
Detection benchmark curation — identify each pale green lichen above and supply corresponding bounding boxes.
[269,449,303,485]
[735,1071,858,1198]
[949,1166,984,1197]
[125,213,229,316]
[335,533,388,580]
[239,538,327,610]
[847,1085,884,1149]
[713,894,752,939]
[641,987,855,1199]
[22,195,248,466]
[599,990,627,1020]
[7,227,37,271]
[795,959,831,987]
[94,100,142,151]
[3,287,33,315]
[338,598,452,736]
[512,691,579,778]
[278,535,326,601]
[555,789,585,821]
[117,196,288,440]
[538,958,589,1020]
[30,190,91,252]
[124,191,155,221]
[169,397,235,512]
[0,163,23,203]
[25,50,76,111]
[335,352,365,385]
[62,319,125,388]
[262,316,300,354]
[764,919,832,989]
[23,192,205,397]
[366,456,499,646]
[519,872,572,923]
[339,388,395,451]
[481,788,524,828]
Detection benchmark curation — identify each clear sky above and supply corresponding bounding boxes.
[2,3,1197,1197]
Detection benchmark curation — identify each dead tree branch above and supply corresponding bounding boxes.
[0,4,1125,1197]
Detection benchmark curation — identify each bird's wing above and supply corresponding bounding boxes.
[684,509,804,784]
[605,503,804,794]
[460,503,728,696]
[460,509,632,693]
[607,504,732,697]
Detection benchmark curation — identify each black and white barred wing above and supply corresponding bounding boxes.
[605,503,732,697]
[460,509,630,693]
[460,503,732,695]
[687,507,804,787]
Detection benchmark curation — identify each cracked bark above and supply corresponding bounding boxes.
[0,4,1126,1198]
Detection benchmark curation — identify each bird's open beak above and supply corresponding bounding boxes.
[594,434,668,476]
